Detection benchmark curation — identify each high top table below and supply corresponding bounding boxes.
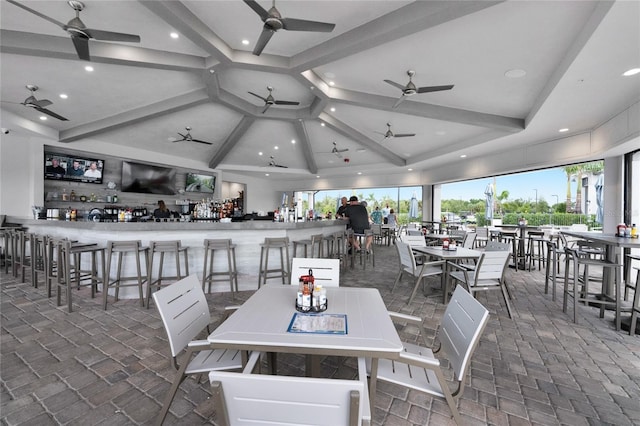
[207,285,403,413]
[561,231,640,331]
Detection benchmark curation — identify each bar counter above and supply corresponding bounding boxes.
[8,218,346,296]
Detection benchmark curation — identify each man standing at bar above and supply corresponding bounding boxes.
[345,196,372,253]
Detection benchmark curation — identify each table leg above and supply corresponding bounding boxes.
[368,358,379,415]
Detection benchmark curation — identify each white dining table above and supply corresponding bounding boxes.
[413,246,482,303]
[207,285,404,413]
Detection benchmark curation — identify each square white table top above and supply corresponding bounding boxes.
[208,285,403,358]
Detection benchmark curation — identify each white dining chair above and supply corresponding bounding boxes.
[392,241,444,304]
[290,257,340,287]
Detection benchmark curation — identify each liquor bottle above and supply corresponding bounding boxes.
[631,224,637,238]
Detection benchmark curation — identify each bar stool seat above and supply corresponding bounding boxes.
[563,246,623,330]
[146,240,190,308]
[104,240,149,309]
[49,238,105,312]
[202,239,238,298]
[258,237,290,287]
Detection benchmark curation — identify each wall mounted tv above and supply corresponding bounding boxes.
[121,161,176,195]
[185,173,216,193]
[44,151,104,184]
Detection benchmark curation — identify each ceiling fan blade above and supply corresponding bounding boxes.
[394,133,416,138]
[274,164,288,168]
[253,28,275,56]
[281,18,335,32]
[248,91,268,103]
[243,0,269,20]
[31,99,53,108]
[84,28,141,43]
[177,133,188,139]
[392,95,406,109]
[416,85,454,93]
[384,79,406,91]
[35,106,68,121]
[274,100,300,106]
[261,103,272,114]
[71,34,91,61]
[337,148,349,153]
[5,0,66,29]
[191,139,213,145]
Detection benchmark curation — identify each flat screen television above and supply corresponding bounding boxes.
[44,151,104,184]
[121,161,176,195]
[185,173,216,193]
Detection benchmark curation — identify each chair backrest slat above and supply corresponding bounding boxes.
[474,251,510,282]
[401,235,426,247]
[439,286,490,382]
[290,258,340,287]
[152,275,210,358]
[484,241,510,252]
[210,371,364,426]
[395,241,414,271]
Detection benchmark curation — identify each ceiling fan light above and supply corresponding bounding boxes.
[170,32,179,39]
[59,94,68,99]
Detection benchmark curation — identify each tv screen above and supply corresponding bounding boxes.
[185,173,215,193]
[121,161,176,195]
[44,151,104,184]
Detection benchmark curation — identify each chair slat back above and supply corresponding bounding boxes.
[463,232,477,249]
[395,241,414,271]
[475,251,510,281]
[210,371,364,426]
[152,274,210,358]
[476,227,489,238]
[401,235,426,248]
[484,241,510,252]
[149,240,181,252]
[290,258,340,287]
[439,286,490,382]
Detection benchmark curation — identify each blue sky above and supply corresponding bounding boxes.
[315,167,573,205]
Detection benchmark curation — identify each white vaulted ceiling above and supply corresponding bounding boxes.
[1,0,639,180]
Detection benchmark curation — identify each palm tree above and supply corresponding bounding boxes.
[562,165,580,213]
[496,190,509,215]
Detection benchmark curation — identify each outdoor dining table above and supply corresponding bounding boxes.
[207,285,404,413]
[412,246,482,303]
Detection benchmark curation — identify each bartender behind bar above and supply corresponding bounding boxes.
[153,200,171,219]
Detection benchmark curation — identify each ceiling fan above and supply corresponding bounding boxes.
[375,123,416,140]
[171,127,213,145]
[320,142,349,158]
[6,0,141,61]
[243,0,336,56]
[384,70,454,109]
[248,86,300,114]
[268,156,288,168]
[11,85,69,121]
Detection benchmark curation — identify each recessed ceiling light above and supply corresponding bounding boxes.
[265,173,269,176]
[59,94,68,99]
[291,139,296,144]
[320,122,325,127]
[274,146,279,150]
[329,81,335,86]
[357,172,362,175]
[504,68,526,78]
[460,154,467,158]
[316,175,320,178]
[258,151,263,156]
[408,168,413,171]
[330,107,335,112]
[39,116,47,120]
[241,39,250,45]
[84,66,94,72]
[623,68,640,76]
[559,128,569,133]
[170,32,179,39]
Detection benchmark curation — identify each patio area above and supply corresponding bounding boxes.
[2,242,640,425]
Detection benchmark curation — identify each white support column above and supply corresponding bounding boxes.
[603,155,624,233]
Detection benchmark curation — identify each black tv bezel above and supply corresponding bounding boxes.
[44,151,104,185]
[185,172,216,193]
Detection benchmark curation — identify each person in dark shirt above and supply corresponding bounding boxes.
[336,196,348,218]
[344,196,372,253]
[153,200,171,219]
[68,160,85,177]
[45,158,66,178]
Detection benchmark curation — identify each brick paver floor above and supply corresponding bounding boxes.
[2,242,639,425]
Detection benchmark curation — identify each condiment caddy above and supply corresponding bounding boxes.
[296,269,327,313]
